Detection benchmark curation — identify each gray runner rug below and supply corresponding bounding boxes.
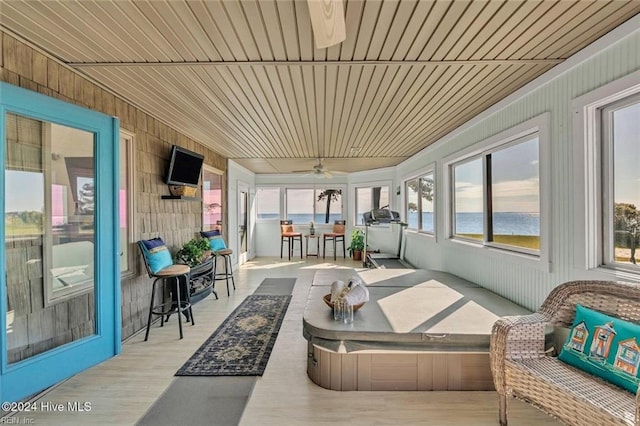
[137,277,296,425]
[175,294,290,376]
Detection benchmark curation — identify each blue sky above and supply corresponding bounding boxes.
[5,170,44,212]
[454,136,540,213]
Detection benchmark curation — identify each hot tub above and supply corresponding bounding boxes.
[303,268,535,391]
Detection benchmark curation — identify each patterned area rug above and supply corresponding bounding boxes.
[176,294,291,376]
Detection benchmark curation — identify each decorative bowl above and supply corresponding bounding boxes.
[323,294,365,312]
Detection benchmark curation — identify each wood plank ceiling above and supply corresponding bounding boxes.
[2,0,639,174]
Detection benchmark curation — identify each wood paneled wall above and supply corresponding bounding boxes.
[1,31,228,339]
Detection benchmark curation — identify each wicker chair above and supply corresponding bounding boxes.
[490,280,640,426]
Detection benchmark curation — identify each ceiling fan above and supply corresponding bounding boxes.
[292,158,346,178]
[307,0,346,49]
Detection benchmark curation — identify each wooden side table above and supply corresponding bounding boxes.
[305,234,320,258]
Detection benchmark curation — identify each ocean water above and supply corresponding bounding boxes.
[258,213,342,224]
[260,212,539,236]
[407,211,539,235]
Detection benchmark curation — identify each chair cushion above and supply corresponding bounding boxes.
[140,238,173,274]
[282,232,301,237]
[281,224,294,233]
[201,230,227,251]
[558,304,640,393]
[154,264,190,277]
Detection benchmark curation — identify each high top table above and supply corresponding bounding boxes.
[303,268,535,391]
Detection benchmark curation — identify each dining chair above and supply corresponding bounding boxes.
[323,220,346,260]
[280,220,303,260]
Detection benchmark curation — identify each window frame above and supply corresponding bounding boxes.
[405,178,419,230]
[119,129,135,279]
[284,185,345,224]
[403,168,435,235]
[40,121,96,306]
[602,93,640,271]
[443,114,550,267]
[450,155,485,243]
[353,182,392,227]
[255,186,281,223]
[201,164,224,232]
[573,70,640,278]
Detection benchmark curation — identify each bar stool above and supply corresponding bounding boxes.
[280,220,303,260]
[323,220,346,260]
[201,230,235,296]
[137,239,194,341]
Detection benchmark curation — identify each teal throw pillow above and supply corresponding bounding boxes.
[558,304,640,393]
[140,238,173,274]
[201,230,226,252]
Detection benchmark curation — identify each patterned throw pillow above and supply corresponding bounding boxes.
[201,230,227,252]
[140,237,173,274]
[558,304,640,393]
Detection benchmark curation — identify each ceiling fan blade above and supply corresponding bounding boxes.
[308,0,346,49]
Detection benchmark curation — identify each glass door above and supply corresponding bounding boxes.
[1,83,120,403]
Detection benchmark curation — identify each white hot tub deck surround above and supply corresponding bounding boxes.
[303,268,533,391]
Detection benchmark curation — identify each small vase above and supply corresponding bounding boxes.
[310,226,315,236]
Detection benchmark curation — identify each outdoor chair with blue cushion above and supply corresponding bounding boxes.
[138,238,194,341]
[201,230,235,296]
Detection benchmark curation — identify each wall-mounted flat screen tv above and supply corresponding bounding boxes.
[165,145,204,188]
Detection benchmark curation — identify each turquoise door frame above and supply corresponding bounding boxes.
[0,82,121,402]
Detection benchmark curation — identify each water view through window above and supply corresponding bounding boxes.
[406,173,434,233]
[452,134,540,251]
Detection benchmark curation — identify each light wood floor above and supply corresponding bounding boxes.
[13,257,560,425]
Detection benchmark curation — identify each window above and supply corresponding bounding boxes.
[421,173,435,233]
[285,187,343,224]
[202,166,223,231]
[573,71,640,274]
[286,188,313,224]
[405,172,435,233]
[406,179,418,229]
[315,188,342,224]
[450,132,540,254]
[5,113,96,308]
[602,94,640,270]
[119,131,135,277]
[453,158,483,241]
[490,138,540,250]
[355,185,390,225]
[256,187,280,220]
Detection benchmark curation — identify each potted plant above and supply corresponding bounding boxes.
[175,237,211,267]
[347,228,365,261]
